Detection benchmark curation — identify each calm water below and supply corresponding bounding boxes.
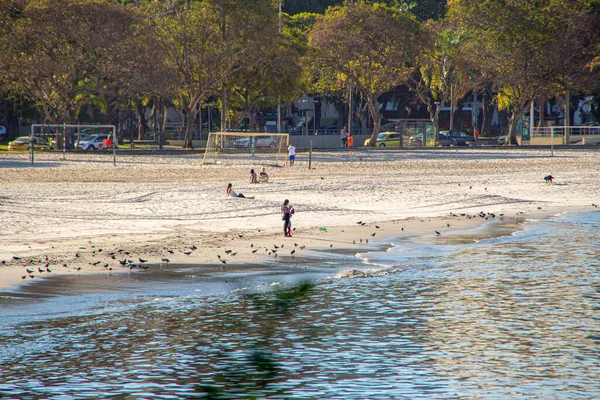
[0,212,599,399]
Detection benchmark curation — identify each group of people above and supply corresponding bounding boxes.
[225,143,298,237]
[226,170,296,237]
[249,167,269,184]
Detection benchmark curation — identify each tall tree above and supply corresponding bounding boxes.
[307,1,420,145]
[411,20,465,140]
[449,0,600,144]
[2,0,139,132]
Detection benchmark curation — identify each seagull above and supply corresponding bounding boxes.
[161,258,170,263]
[26,268,34,274]
[291,249,296,255]
[190,245,198,250]
[38,267,44,273]
[46,267,52,273]
[13,256,21,260]
[139,258,147,263]
[273,245,279,249]
[300,246,305,250]
[238,234,244,238]
[167,249,174,254]
[225,249,232,254]
[220,259,227,265]
[375,225,380,229]
[250,243,254,248]
[119,259,127,265]
[435,231,441,235]
[371,232,376,237]
[252,249,258,254]
[183,251,192,256]
[356,221,363,225]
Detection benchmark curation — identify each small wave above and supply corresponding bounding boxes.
[337,265,405,279]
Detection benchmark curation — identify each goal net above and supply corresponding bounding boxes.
[203,132,289,165]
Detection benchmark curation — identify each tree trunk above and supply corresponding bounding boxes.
[136,104,147,141]
[183,106,195,149]
[366,95,381,147]
[161,102,169,150]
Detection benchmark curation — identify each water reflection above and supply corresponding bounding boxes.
[0,213,599,398]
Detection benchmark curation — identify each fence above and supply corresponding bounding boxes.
[531,126,600,145]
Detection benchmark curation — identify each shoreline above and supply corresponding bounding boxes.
[0,207,581,296]
[2,149,599,293]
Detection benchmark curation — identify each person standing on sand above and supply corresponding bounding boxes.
[287,144,296,167]
[340,126,348,147]
[282,199,294,237]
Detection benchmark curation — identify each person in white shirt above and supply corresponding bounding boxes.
[340,126,348,147]
[287,144,296,167]
[226,183,254,199]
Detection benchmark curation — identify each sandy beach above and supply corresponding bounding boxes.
[1,147,598,291]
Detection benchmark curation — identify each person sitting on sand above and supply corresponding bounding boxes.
[249,169,258,184]
[259,167,269,183]
[226,183,254,199]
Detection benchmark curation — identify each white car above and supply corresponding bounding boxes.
[77,134,116,151]
[232,136,276,148]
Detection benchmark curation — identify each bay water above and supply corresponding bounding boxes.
[0,212,598,398]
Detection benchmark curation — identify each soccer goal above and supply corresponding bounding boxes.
[203,132,289,165]
[30,124,117,164]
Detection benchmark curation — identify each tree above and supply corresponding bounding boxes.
[411,20,465,141]
[449,0,600,144]
[2,0,139,136]
[307,1,420,145]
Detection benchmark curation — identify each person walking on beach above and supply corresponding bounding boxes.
[340,126,348,147]
[287,144,296,167]
[282,199,294,237]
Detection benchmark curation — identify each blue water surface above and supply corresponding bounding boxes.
[0,212,598,399]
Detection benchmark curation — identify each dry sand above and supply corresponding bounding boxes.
[1,147,598,291]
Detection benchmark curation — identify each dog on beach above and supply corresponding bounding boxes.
[544,174,554,184]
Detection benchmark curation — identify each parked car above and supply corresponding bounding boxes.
[8,136,52,151]
[232,136,277,148]
[498,135,508,145]
[76,134,116,151]
[368,132,401,147]
[441,130,477,146]
[438,133,458,146]
[52,133,93,149]
[0,125,6,141]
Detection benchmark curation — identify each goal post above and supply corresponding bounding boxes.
[203,132,289,165]
[30,124,117,165]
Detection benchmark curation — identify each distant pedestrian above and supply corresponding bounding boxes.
[341,126,348,147]
[281,199,294,237]
[287,144,296,167]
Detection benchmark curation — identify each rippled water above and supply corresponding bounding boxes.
[1,212,599,398]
